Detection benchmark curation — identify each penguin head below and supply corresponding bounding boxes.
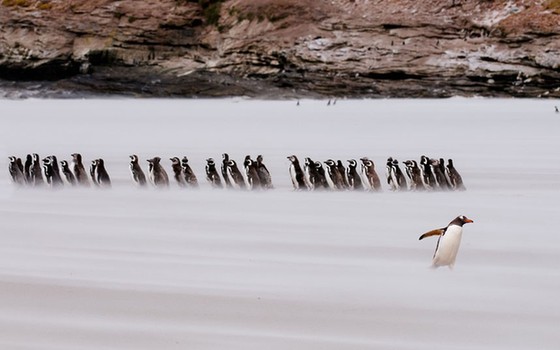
[222,153,229,161]
[129,155,138,163]
[206,158,215,166]
[348,159,357,167]
[170,157,180,165]
[8,156,16,163]
[452,215,474,226]
[33,153,40,162]
[147,157,161,165]
[256,155,263,163]
[228,160,237,167]
[324,159,336,167]
[181,156,189,165]
[60,160,68,168]
[287,155,298,164]
[447,159,454,167]
[71,153,82,162]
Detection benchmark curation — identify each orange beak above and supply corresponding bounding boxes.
[464,217,474,224]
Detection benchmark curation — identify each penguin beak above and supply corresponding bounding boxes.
[464,218,474,224]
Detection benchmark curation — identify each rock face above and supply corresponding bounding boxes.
[0,0,559,98]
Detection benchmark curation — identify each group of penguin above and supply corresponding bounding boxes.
[8,152,464,192]
[8,154,111,188]
[7,153,274,190]
[287,155,465,191]
[129,153,273,190]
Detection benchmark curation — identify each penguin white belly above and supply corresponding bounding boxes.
[433,225,463,268]
[289,165,299,188]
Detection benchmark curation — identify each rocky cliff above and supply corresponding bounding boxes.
[1,0,559,98]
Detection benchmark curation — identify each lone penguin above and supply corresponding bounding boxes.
[147,157,169,188]
[287,155,307,190]
[226,159,246,190]
[555,106,558,113]
[360,157,381,191]
[243,155,261,190]
[446,159,466,191]
[346,159,363,190]
[205,158,223,188]
[93,158,111,188]
[419,215,474,269]
[170,157,186,187]
[181,156,199,188]
[71,153,90,186]
[60,160,77,186]
[8,156,26,186]
[129,155,147,187]
[256,155,273,189]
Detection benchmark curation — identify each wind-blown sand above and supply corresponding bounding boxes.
[0,98,559,349]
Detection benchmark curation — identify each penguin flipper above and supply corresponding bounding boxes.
[419,228,445,240]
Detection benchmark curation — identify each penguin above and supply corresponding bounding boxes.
[386,157,396,191]
[403,160,425,191]
[324,159,345,190]
[60,160,77,186]
[336,160,349,189]
[147,157,169,188]
[555,106,559,113]
[226,159,246,190]
[93,158,111,188]
[24,154,33,184]
[181,156,199,188]
[304,157,320,190]
[346,159,363,190]
[256,155,273,189]
[71,153,90,186]
[313,160,330,190]
[243,155,261,190]
[387,157,408,191]
[90,159,99,186]
[43,156,64,187]
[129,154,147,187]
[8,156,26,186]
[419,215,474,269]
[359,157,381,191]
[30,153,44,186]
[420,155,437,190]
[391,159,408,191]
[221,153,233,189]
[205,158,223,188]
[431,158,449,191]
[170,157,186,187]
[438,158,453,190]
[287,155,307,190]
[446,159,466,191]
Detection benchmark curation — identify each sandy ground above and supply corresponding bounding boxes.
[0,98,559,349]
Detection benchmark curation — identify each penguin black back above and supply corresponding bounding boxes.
[256,155,273,189]
[205,158,223,188]
[346,159,363,190]
[129,154,147,187]
[181,156,199,188]
[170,157,186,187]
